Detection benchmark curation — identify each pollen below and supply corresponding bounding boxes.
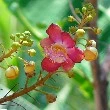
[44,44,67,63]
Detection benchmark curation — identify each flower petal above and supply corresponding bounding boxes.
[62,32,76,48]
[67,47,84,63]
[41,57,61,72]
[62,58,74,71]
[40,38,54,48]
[46,24,62,42]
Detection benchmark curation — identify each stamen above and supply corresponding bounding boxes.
[44,43,67,63]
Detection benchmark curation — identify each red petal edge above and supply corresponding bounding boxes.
[62,58,75,71]
[41,57,61,72]
[67,47,84,63]
[46,23,62,43]
[40,38,54,48]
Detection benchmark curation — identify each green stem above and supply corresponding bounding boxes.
[15,8,43,41]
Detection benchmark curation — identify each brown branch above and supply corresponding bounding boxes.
[0,73,52,104]
[0,48,17,62]
[87,0,108,110]
[68,0,81,23]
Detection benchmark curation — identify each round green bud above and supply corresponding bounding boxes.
[28,49,36,57]
[22,41,29,46]
[86,15,93,21]
[93,28,102,35]
[82,7,87,13]
[75,8,80,13]
[69,26,77,34]
[10,34,15,40]
[12,42,21,49]
[24,31,31,36]
[16,33,21,37]
[68,16,76,22]
[76,29,85,37]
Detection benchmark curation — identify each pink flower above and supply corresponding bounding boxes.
[40,24,84,72]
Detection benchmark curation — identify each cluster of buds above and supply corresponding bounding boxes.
[3,31,36,79]
[10,31,33,50]
[0,2,101,106]
[67,3,101,62]
[81,3,96,22]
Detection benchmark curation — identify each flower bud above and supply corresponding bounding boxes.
[28,49,36,57]
[24,61,35,77]
[75,8,80,13]
[82,7,87,13]
[22,41,29,46]
[16,33,21,37]
[76,29,85,37]
[46,94,57,103]
[69,26,77,34]
[12,42,21,49]
[88,40,96,47]
[84,47,98,61]
[10,34,15,40]
[68,15,76,22]
[86,15,93,21]
[5,66,19,79]
[22,41,33,47]
[93,28,102,35]
[24,31,31,36]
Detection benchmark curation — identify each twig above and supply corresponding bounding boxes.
[68,0,81,23]
[0,73,52,104]
[25,77,29,88]
[44,83,60,90]
[34,89,48,95]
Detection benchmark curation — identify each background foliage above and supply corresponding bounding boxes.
[0,0,110,110]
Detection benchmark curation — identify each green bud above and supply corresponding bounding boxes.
[86,15,93,21]
[22,41,29,46]
[24,31,31,36]
[76,29,85,37]
[21,33,25,37]
[28,49,36,57]
[10,34,15,40]
[68,15,76,22]
[22,41,33,47]
[75,8,80,13]
[20,36,24,40]
[12,42,21,49]
[82,7,87,13]
[69,26,77,34]
[16,33,21,37]
[93,28,102,35]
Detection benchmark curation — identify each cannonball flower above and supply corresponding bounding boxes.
[40,24,84,72]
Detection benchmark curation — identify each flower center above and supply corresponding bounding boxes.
[45,44,67,63]
[52,44,67,55]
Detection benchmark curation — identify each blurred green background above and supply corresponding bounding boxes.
[0,0,110,110]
